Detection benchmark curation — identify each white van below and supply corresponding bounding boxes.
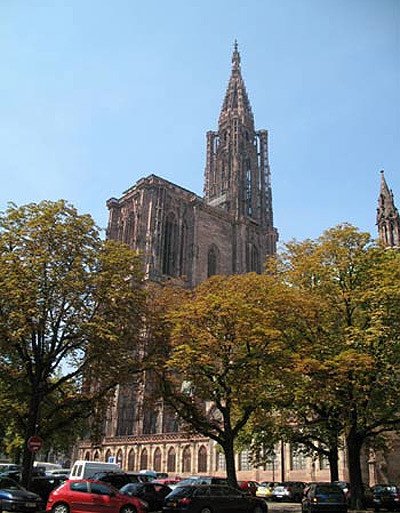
[69,460,121,480]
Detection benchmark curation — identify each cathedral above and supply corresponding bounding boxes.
[76,44,400,483]
[77,42,280,478]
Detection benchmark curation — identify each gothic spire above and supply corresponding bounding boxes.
[219,41,254,126]
[377,170,400,248]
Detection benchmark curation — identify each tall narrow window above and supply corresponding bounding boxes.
[179,220,188,277]
[247,244,260,273]
[140,449,148,470]
[162,212,178,276]
[198,446,208,473]
[167,448,176,472]
[182,446,192,473]
[207,245,219,277]
[128,449,135,471]
[153,448,162,472]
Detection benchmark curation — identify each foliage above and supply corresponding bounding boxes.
[273,224,400,507]
[158,273,297,486]
[0,200,145,484]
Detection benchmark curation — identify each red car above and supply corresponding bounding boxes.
[46,479,148,513]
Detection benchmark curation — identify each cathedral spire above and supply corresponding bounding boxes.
[219,41,254,126]
[377,170,400,248]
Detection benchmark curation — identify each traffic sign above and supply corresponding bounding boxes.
[27,435,43,452]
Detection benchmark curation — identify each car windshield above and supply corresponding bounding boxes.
[316,485,343,495]
[167,486,194,498]
[0,478,23,490]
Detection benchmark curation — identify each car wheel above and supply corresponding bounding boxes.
[52,504,69,513]
[253,506,264,513]
[200,508,213,513]
[120,506,137,513]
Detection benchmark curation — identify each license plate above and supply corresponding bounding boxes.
[25,502,37,507]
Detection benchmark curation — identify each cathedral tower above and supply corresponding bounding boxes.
[204,41,278,259]
[377,170,400,248]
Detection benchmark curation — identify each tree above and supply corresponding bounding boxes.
[0,200,145,486]
[275,224,400,508]
[158,273,294,487]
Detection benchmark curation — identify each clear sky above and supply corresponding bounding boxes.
[1,0,399,245]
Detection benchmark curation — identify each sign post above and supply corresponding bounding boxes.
[27,435,43,453]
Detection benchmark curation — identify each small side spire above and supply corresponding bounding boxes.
[377,169,400,248]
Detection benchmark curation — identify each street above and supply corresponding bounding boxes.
[268,503,301,513]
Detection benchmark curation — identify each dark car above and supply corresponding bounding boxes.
[121,481,172,511]
[29,475,67,502]
[92,470,138,489]
[175,476,228,488]
[302,482,348,513]
[372,484,400,511]
[272,481,305,502]
[0,476,44,512]
[163,484,268,513]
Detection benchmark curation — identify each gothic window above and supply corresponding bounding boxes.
[239,450,252,471]
[216,451,226,471]
[246,159,252,216]
[167,448,176,473]
[140,449,148,470]
[162,212,178,276]
[105,449,112,463]
[93,451,100,461]
[247,244,260,273]
[207,245,219,278]
[116,449,123,467]
[182,446,192,473]
[290,444,307,470]
[153,448,162,472]
[179,220,188,277]
[127,449,135,471]
[84,451,91,461]
[198,446,207,473]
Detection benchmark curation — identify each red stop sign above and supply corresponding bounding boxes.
[27,435,43,452]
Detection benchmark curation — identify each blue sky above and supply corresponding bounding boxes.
[1,0,399,245]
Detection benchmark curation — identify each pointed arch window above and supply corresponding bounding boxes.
[182,446,192,473]
[247,244,260,273]
[127,449,135,471]
[140,449,148,470]
[198,446,208,473]
[153,448,162,472]
[162,212,178,276]
[167,448,176,473]
[207,245,219,278]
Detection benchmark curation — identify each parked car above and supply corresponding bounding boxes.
[162,484,268,512]
[239,480,260,496]
[176,476,228,487]
[272,481,305,502]
[302,482,348,513]
[29,475,67,502]
[0,476,44,512]
[372,484,400,512]
[121,482,172,511]
[333,481,351,502]
[93,471,137,489]
[256,482,279,501]
[46,479,148,513]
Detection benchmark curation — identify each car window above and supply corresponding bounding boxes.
[91,483,114,495]
[70,482,88,493]
[193,487,210,497]
[0,478,21,490]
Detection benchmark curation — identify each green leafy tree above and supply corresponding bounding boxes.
[0,200,145,486]
[275,224,400,508]
[158,273,295,487]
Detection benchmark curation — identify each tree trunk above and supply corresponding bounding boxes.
[223,435,238,488]
[21,393,41,489]
[328,443,339,482]
[346,426,364,510]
